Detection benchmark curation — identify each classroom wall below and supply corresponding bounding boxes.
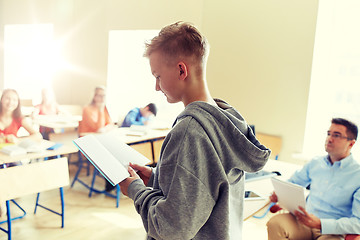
[0,0,319,163]
[202,0,318,163]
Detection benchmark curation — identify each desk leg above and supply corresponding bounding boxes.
[60,187,65,228]
[71,152,84,187]
[33,187,65,228]
[34,193,40,214]
[89,168,97,198]
[150,141,155,163]
[6,200,11,240]
[0,200,27,240]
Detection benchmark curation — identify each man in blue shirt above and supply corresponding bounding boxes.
[121,103,157,127]
[267,118,360,239]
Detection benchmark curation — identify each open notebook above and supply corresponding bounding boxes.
[73,131,150,186]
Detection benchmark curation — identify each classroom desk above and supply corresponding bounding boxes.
[243,159,302,220]
[115,127,169,164]
[80,127,169,143]
[0,141,78,240]
[32,115,82,130]
[0,142,78,165]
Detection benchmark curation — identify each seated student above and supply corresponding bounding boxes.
[120,103,157,127]
[0,89,42,145]
[0,89,43,168]
[0,89,43,218]
[78,86,115,192]
[78,86,115,136]
[32,87,68,140]
[267,118,360,239]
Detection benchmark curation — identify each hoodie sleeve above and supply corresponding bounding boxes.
[127,117,226,240]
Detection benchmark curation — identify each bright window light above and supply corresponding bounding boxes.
[303,0,360,160]
[4,23,63,103]
[107,30,184,128]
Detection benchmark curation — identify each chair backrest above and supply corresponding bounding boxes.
[49,131,79,145]
[256,132,282,160]
[20,98,33,107]
[345,235,360,240]
[60,104,83,116]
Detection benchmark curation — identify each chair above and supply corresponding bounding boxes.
[49,131,91,178]
[70,151,91,187]
[59,104,83,116]
[346,235,360,240]
[256,132,282,160]
[88,168,121,208]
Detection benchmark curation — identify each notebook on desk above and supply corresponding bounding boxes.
[0,139,55,156]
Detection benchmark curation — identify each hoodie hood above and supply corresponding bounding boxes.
[176,99,270,177]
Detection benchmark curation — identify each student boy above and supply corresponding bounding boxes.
[267,118,360,240]
[119,21,271,240]
[121,103,157,127]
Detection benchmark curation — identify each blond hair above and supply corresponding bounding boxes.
[144,21,209,66]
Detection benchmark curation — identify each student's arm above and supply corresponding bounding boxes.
[20,117,43,141]
[81,106,106,132]
[123,109,144,126]
[320,188,360,234]
[97,108,115,132]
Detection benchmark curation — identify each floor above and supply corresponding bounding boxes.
[0,155,270,240]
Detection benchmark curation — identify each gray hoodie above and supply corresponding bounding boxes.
[128,99,271,240]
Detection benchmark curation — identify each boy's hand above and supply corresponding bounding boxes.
[294,206,321,229]
[119,166,140,196]
[129,163,152,186]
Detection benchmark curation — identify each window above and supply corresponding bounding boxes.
[106,30,184,127]
[302,0,360,159]
[4,23,63,104]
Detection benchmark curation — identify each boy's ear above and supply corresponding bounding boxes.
[178,62,187,80]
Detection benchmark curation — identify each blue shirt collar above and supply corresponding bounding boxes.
[325,153,354,167]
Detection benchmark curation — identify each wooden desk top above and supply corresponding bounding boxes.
[80,127,170,145]
[117,127,170,144]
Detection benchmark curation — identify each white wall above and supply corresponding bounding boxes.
[202,0,318,162]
